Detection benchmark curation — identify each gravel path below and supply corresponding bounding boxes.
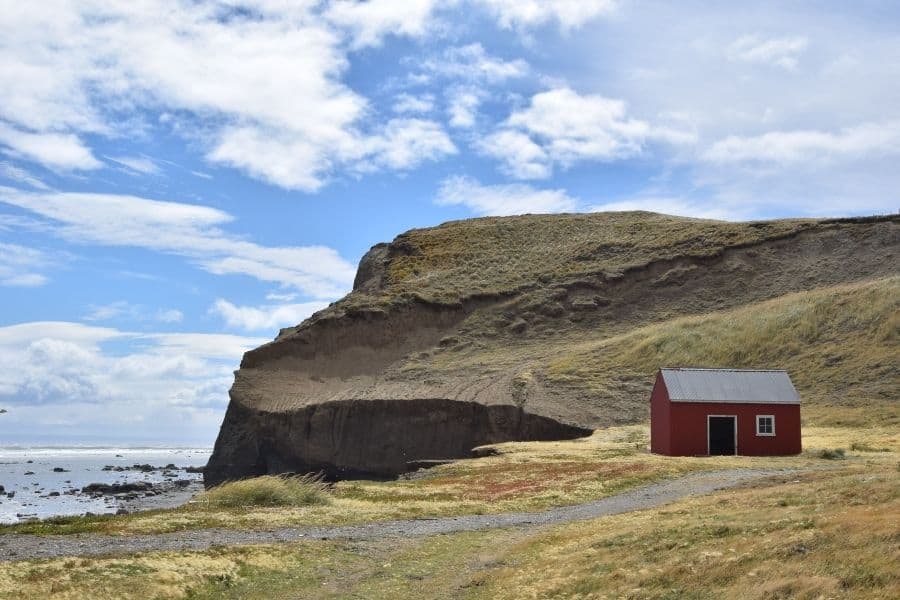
[0,468,793,562]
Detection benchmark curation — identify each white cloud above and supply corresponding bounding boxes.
[0,321,266,443]
[587,197,743,221]
[0,242,53,287]
[156,309,184,323]
[105,155,161,175]
[480,88,693,179]
[265,291,298,302]
[0,161,50,190]
[393,93,435,114]
[475,0,617,30]
[1,273,48,287]
[408,43,528,131]
[436,175,578,216]
[360,119,457,171]
[210,299,329,331]
[84,301,184,324]
[728,34,808,70]
[325,0,440,48]
[703,122,900,166]
[144,331,267,362]
[0,1,456,190]
[206,126,339,192]
[420,43,529,83]
[447,89,483,128]
[0,188,356,298]
[477,129,551,179]
[571,1,900,213]
[0,124,101,171]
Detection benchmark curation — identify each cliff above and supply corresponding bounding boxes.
[205,212,899,485]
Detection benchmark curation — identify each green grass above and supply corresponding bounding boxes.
[818,448,846,460]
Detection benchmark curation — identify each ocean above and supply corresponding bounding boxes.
[0,447,211,524]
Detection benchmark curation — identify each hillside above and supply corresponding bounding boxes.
[206,212,899,485]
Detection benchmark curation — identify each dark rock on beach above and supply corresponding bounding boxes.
[81,482,154,496]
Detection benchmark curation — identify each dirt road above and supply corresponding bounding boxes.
[0,468,793,562]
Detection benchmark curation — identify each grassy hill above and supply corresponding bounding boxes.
[545,276,899,426]
[3,212,898,600]
[211,212,898,484]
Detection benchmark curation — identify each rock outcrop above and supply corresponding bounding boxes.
[205,212,899,486]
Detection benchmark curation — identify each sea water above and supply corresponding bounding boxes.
[0,447,211,524]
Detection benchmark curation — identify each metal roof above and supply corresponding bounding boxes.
[660,368,801,404]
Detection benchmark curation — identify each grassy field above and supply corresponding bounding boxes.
[1,424,896,599]
[470,462,900,600]
[8,424,885,538]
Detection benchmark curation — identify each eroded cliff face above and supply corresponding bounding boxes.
[205,213,899,486]
[205,399,590,484]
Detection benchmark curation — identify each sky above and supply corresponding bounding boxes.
[1,0,898,445]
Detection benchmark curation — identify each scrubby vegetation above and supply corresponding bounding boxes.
[198,474,330,509]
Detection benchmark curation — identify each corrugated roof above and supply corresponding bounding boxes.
[660,368,801,404]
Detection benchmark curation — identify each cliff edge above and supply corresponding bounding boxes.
[205,212,899,485]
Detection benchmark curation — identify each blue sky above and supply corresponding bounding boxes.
[1,1,898,445]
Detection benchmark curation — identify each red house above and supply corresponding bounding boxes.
[650,368,801,456]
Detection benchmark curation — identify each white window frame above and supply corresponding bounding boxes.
[707,414,738,456]
[756,414,776,437]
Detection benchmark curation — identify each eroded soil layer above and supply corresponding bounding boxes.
[205,399,591,486]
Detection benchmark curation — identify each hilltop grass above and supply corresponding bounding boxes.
[545,276,900,426]
[1,442,896,599]
[4,424,896,538]
[349,212,821,307]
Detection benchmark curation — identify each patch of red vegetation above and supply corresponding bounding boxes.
[424,461,651,501]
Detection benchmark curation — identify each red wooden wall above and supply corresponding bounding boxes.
[650,372,802,456]
[649,371,671,454]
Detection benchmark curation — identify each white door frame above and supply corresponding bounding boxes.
[707,414,738,456]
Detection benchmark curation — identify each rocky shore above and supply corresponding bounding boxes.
[3,463,206,522]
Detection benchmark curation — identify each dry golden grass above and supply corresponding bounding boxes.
[469,458,900,600]
[546,276,900,426]
[2,427,895,599]
[0,540,371,599]
[8,425,896,539]
[0,528,533,600]
[198,473,330,509]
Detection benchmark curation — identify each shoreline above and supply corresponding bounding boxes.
[119,480,204,515]
[0,448,211,524]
